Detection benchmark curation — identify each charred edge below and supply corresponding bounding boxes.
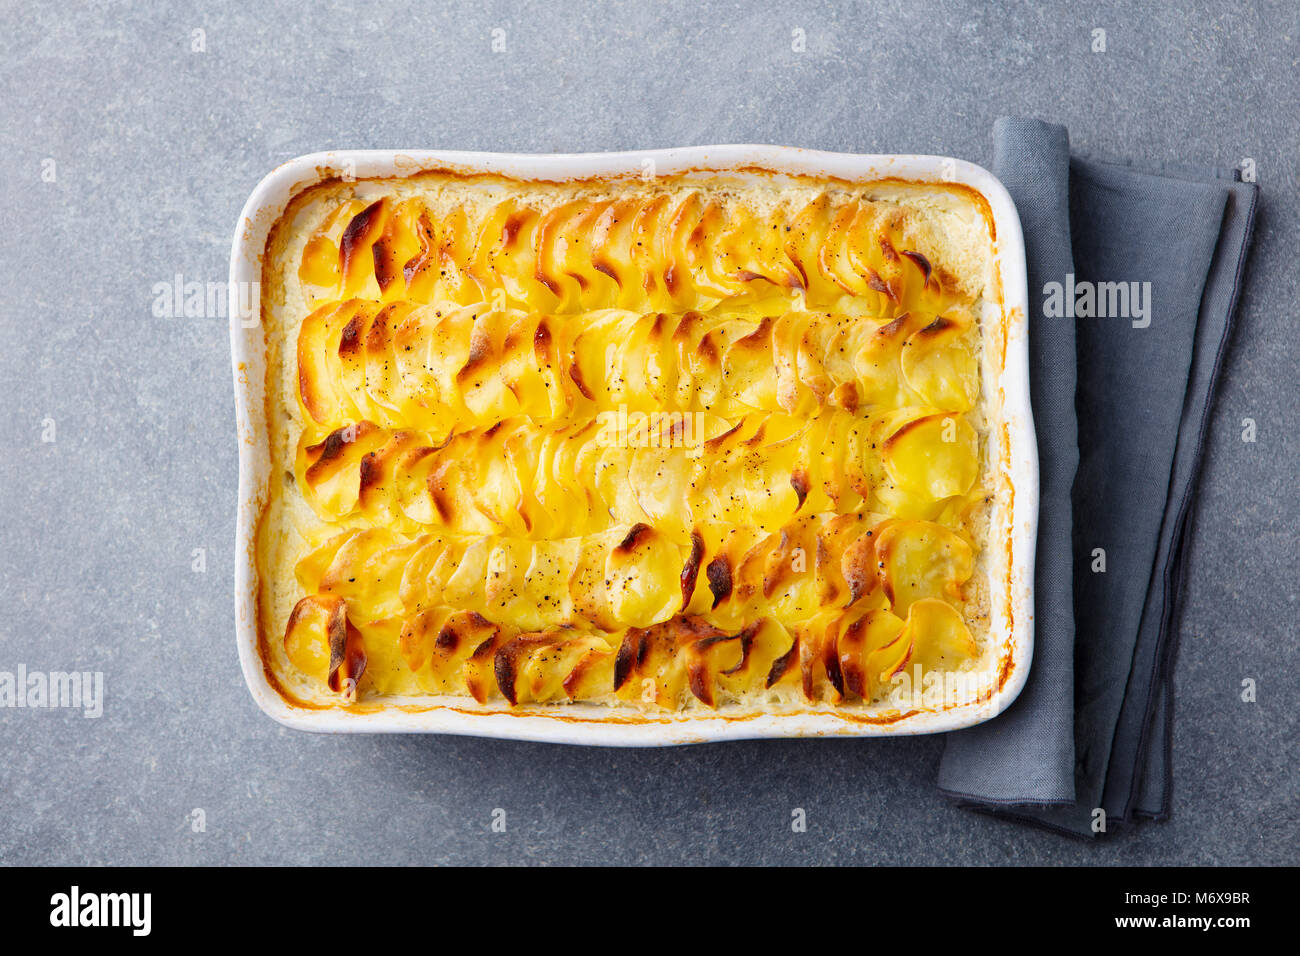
[307,424,362,469]
[845,539,874,606]
[790,470,809,509]
[283,597,313,646]
[616,523,653,555]
[763,534,793,600]
[501,212,528,250]
[721,623,761,676]
[568,360,594,400]
[837,381,861,413]
[428,465,453,523]
[501,325,524,358]
[688,660,714,708]
[933,265,956,294]
[881,412,946,453]
[766,639,798,689]
[459,335,492,380]
[613,629,643,690]
[703,418,744,454]
[878,236,899,262]
[680,531,704,611]
[534,263,561,296]
[673,311,703,344]
[706,556,732,608]
[680,615,725,641]
[881,633,913,682]
[801,635,817,700]
[877,313,910,339]
[918,316,953,337]
[823,635,845,696]
[324,605,347,690]
[338,314,364,355]
[324,603,352,692]
[533,319,552,359]
[737,314,774,347]
[901,250,932,286]
[560,652,588,698]
[810,540,839,611]
[357,451,381,494]
[866,269,890,294]
[841,617,868,699]
[340,199,385,278]
[372,237,399,291]
[593,260,620,285]
[435,624,459,651]
[343,621,367,690]
[402,213,436,284]
[877,534,896,606]
[365,306,396,350]
[470,633,500,662]
[696,331,719,366]
[494,636,547,706]
[401,443,440,471]
[686,630,737,707]
[691,633,735,653]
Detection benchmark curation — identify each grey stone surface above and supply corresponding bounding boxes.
[1,0,1296,865]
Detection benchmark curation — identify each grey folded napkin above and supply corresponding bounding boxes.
[937,117,1258,836]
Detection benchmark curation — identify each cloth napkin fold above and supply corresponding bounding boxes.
[937,117,1258,836]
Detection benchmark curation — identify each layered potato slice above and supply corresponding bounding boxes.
[282,511,979,706]
[289,509,974,643]
[292,405,980,538]
[295,192,970,316]
[296,301,980,434]
[282,598,982,708]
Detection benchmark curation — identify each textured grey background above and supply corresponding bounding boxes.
[1,0,1295,865]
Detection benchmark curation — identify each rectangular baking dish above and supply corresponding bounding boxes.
[230,145,1036,744]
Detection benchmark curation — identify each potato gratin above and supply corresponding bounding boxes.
[256,169,1005,717]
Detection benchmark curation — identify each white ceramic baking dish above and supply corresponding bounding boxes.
[230,145,1035,744]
